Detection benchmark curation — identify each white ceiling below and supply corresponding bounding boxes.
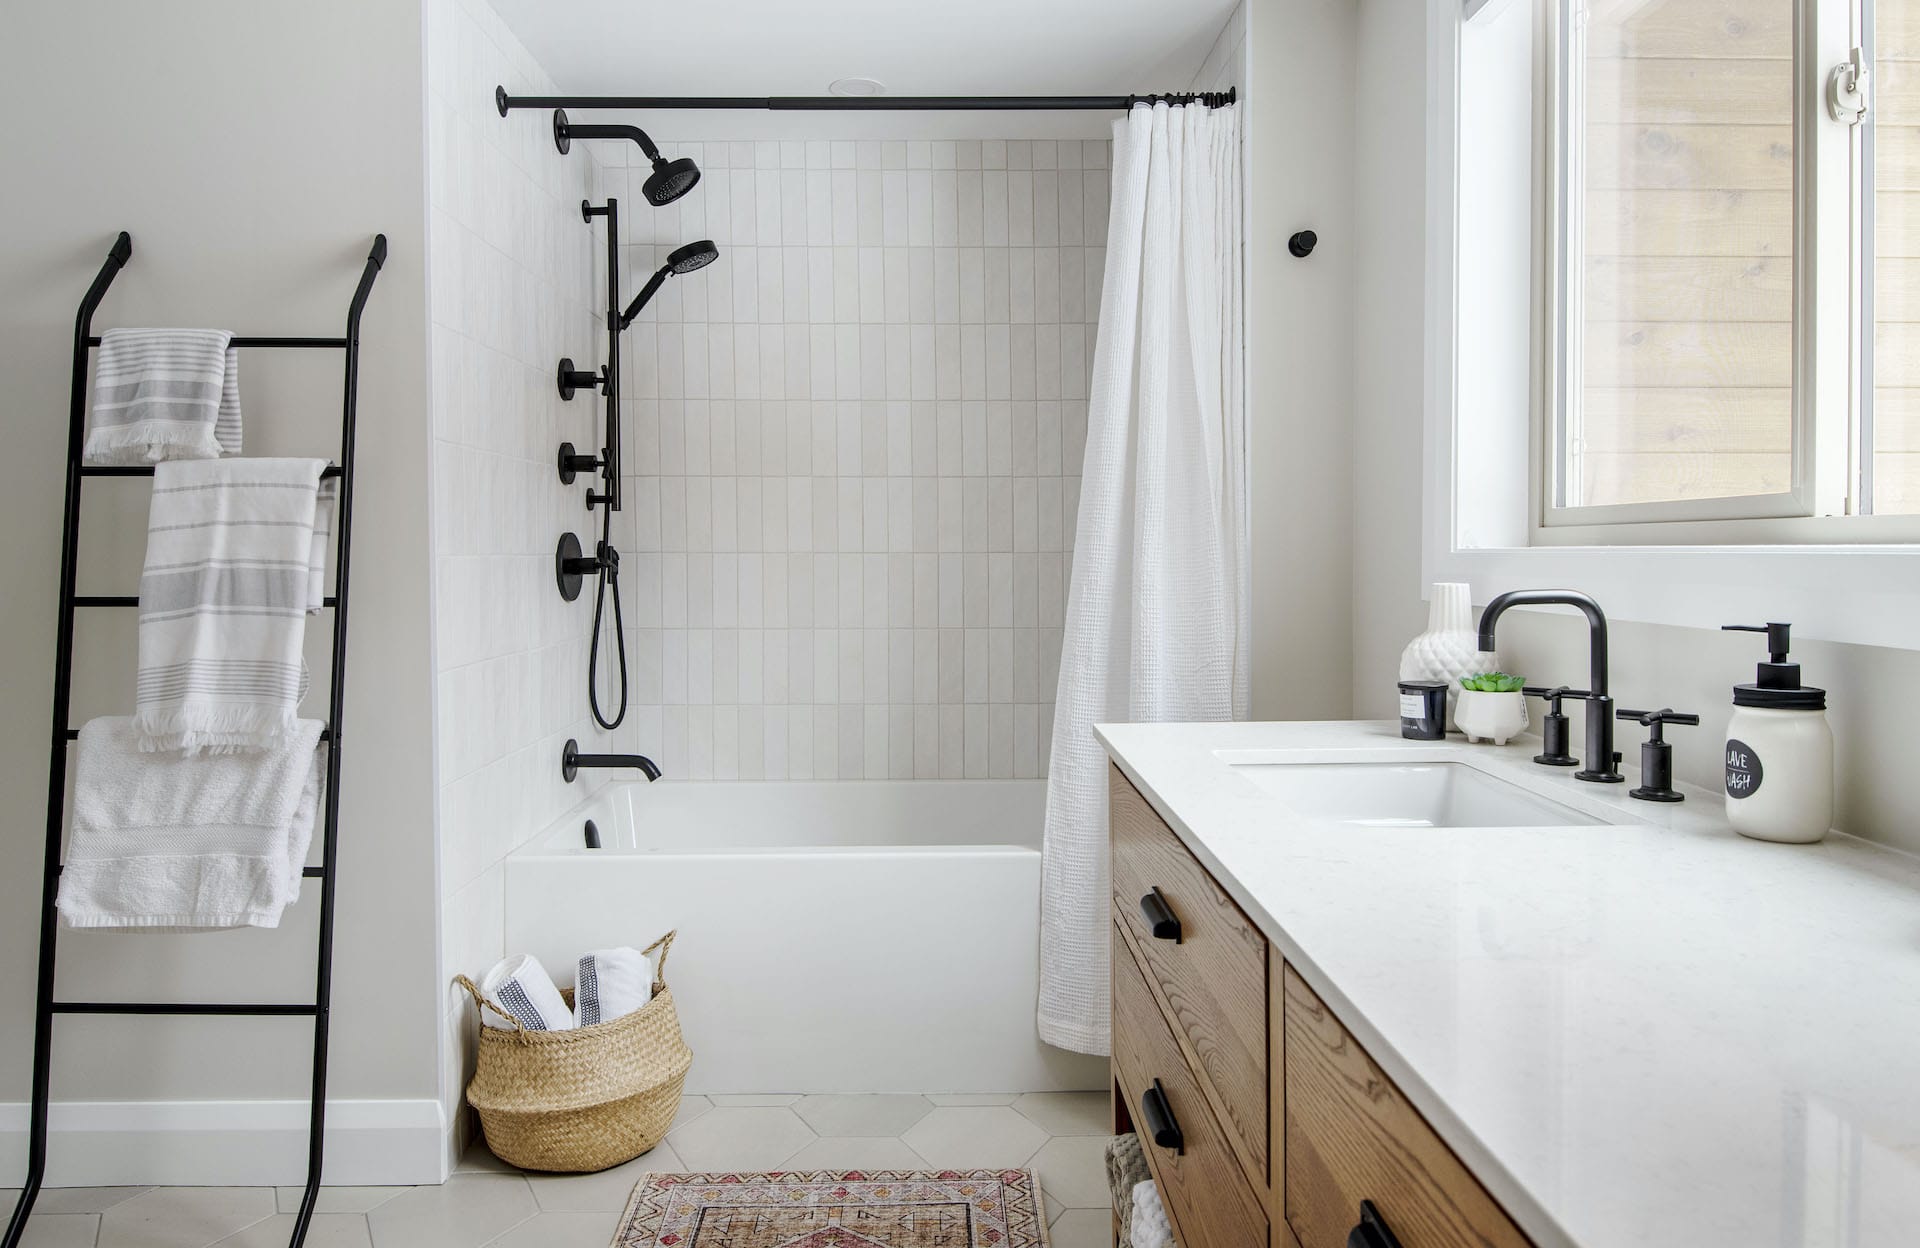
[486,0,1240,101]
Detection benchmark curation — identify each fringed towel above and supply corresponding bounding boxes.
[56,717,324,930]
[85,329,243,464]
[135,457,334,754]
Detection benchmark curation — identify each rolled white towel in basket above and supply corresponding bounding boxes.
[478,953,574,1032]
[574,946,656,1027]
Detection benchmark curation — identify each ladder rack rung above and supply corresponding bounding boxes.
[55,864,326,879]
[74,595,337,608]
[51,1001,320,1017]
[84,335,348,350]
[80,464,343,479]
[63,727,331,742]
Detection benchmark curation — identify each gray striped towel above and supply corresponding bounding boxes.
[85,328,242,464]
[135,458,333,755]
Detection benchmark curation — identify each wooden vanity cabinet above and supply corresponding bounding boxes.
[1108,763,1531,1248]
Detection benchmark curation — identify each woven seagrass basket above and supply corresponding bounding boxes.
[454,930,691,1172]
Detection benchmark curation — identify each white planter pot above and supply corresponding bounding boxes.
[1455,690,1529,745]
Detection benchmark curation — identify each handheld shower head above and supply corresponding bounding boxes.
[644,156,703,206]
[667,239,719,274]
[620,240,721,328]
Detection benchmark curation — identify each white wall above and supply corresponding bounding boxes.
[604,134,1107,780]
[1348,0,1433,713]
[0,0,442,1184]
[423,0,618,1162]
[1346,0,1920,858]
[1246,0,1360,719]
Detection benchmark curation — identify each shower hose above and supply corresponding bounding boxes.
[588,498,627,730]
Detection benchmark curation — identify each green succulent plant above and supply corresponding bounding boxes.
[1460,672,1527,693]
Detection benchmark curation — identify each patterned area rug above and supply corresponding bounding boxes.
[611,1169,1052,1248]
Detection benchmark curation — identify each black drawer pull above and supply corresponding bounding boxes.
[1347,1200,1403,1248]
[1139,1079,1184,1154]
[1138,888,1181,942]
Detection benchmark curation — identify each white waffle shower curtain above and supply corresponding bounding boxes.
[1039,102,1246,1055]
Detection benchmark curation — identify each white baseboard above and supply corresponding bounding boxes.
[0,1098,448,1188]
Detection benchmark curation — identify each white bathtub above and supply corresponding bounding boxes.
[503,780,1106,1096]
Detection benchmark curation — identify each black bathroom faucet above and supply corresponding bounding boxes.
[561,738,662,783]
[1477,590,1624,784]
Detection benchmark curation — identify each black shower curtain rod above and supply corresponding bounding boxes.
[495,86,1235,116]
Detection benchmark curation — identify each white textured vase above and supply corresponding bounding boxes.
[1398,583,1495,729]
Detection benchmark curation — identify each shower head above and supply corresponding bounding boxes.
[666,239,719,274]
[619,240,721,328]
[644,156,703,206]
[553,109,701,205]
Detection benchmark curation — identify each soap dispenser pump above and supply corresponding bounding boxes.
[1721,623,1834,843]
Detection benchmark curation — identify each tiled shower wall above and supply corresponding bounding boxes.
[425,0,614,1158]
[600,137,1113,780]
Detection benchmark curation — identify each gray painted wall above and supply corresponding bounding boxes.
[0,0,441,1120]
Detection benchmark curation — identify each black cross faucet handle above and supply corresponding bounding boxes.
[1616,708,1701,741]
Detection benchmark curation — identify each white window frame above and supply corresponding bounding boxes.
[1423,0,1920,650]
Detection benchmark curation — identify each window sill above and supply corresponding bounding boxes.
[1426,539,1920,651]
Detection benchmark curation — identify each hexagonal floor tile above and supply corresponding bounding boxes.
[14,1213,99,1248]
[900,1106,1048,1168]
[792,1094,932,1139]
[482,1209,623,1247]
[667,1107,816,1171]
[782,1137,931,1170]
[525,1140,685,1212]
[97,1187,277,1248]
[1012,1091,1109,1136]
[366,1173,535,1248]
[214,1213,372,1246]
[273,1187,408,1214]
[669,1094,713,1131]
[22,1187,151,1215]
[1048,1207,1112,1248]
[1031,1135,1113,1210]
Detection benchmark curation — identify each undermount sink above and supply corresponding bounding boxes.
[1231,761,1605,829]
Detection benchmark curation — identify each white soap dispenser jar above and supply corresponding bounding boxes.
[1722,623,1834,844]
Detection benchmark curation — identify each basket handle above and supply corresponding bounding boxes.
[452,973,525,1033]
[642,930,677,988]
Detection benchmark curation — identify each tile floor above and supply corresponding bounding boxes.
[2,1091,1115,1248]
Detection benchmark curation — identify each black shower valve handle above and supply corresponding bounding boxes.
[556,356,607,401]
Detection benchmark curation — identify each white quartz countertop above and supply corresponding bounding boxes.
[1095,720,1920,1248]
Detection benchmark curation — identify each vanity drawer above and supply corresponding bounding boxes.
[1282,966,1530,1248]
[1114,926,1269,1248]
[1110,763,1269,1178]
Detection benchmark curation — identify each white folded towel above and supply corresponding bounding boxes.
[478,954,575,1031]
[135,457,333,755]
[85,328,243,464]
[56,716,324,930]
[574,946,657,1027]
[1129,1180,1172,1248]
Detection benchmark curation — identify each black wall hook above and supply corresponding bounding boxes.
[1289,230,1318,259]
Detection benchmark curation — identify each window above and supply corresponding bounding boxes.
[1541,0,1920,533]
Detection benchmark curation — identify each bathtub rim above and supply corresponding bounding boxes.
[515,776,1051,859]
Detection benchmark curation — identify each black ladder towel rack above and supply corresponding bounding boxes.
[3,231,387,1248]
